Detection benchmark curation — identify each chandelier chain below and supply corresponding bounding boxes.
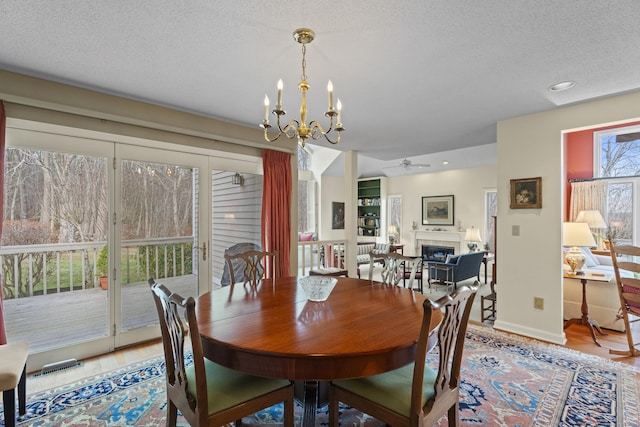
[300,43,307,82]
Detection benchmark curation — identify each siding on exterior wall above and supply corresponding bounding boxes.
[211,171,263,285]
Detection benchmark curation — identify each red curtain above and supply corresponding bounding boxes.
[261,149,292,278]
[0,102,7,344]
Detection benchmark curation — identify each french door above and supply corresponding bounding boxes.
[114,145,209,347]
[3,121,210,369]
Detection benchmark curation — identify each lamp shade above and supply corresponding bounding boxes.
[563,222,596,247]
[576,210,606,229]
[464,227,482,242]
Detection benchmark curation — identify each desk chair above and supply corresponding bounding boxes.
[224,249,278,286]
[608,241,640,356]
[0,341,29,427]
[329,283,479,427]
[148,278,294,427]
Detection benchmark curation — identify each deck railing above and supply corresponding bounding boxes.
[297,239,348,274]
[0,237,193,299]
[0,237,349,300]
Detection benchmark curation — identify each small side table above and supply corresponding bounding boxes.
[563,271,612,346]
[428,263,454,291]
[309,267,348,277]
[389,244,404,255]
[481,253,494,284]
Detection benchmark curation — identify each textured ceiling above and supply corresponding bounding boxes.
[1,1,640,176]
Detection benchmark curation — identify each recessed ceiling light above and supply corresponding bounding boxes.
[549,81,575,92]
[442,160,449,165]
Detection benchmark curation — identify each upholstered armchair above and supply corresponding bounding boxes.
[427,251,484,290]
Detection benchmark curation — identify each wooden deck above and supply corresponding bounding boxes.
[3,276,196,353]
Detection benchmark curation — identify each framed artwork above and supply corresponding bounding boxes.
[332,201,345,229]
[422,195,454,226]
[510,177,542,209]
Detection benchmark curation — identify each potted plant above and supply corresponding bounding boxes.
[604,226,620,250]
[96,245,108,290]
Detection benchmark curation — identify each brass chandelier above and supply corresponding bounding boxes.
[261,28,344,147]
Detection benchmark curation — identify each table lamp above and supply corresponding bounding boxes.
[563,222,596,275]
[464,227,482,252]
[576,210,607,249]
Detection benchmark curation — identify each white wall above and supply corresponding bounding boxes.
[320,175,348,240]
[386,165,497,257]
[496,90,640,344]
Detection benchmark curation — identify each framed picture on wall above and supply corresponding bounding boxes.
[332,201,345,229]
[422,195,454,226]
[510,177,542,209]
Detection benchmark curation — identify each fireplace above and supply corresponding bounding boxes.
[422,245,455,262]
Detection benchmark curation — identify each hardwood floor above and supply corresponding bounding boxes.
[27,339,164,394]
[25,322,640,397]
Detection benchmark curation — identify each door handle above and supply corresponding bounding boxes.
[196,241,207,261]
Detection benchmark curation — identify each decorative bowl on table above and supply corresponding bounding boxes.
[299,276,338,302]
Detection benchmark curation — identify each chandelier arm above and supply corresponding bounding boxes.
[281,119,300,139]
[308,120,341,145]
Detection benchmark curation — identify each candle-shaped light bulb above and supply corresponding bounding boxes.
[276,79,283,109]
[327,80,334,110]
[264,95,270,121]
[336,98,342,124]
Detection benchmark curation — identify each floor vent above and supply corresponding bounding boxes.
[36,358,83,376]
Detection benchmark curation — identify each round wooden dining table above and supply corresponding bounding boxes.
[196,276,442,425]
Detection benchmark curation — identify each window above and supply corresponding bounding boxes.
[298,145,316,233]
[484,189,497,253]
[594,125,640,245]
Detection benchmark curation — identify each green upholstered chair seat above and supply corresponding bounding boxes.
[332,363,437,417]
[186,358,292,416]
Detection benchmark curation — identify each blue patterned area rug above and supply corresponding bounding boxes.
[6,324,640,426]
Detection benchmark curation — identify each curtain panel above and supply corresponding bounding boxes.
[261,149,292,278]
[569,180,608,222]
[0,101,7,344]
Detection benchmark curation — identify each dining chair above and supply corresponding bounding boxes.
[369,252,422,290]
[608,241,640,356]
[481,280,497,322]
[329,282,479,427]
[148,278,294,427]
[221,242,262,285]
[0,341,29,427]
[224,249,278,286]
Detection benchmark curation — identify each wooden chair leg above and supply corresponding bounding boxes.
[3,388,16,427]
[18,366,26,416]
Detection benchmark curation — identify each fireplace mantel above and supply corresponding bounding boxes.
[410,230,466,254]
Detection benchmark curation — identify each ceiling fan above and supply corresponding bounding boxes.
[383,158,431,174]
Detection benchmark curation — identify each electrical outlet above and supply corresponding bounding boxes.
[512,225,520,236]
[534,297,544,310]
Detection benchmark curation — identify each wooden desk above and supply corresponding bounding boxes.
[196,277,441,425]
[563,272,613,346]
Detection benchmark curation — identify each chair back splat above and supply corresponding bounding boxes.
[224,250,278,286]
[370,252,423,291]
[608,241,640,357]
[329,281,479,427]
[148,278,294,427]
